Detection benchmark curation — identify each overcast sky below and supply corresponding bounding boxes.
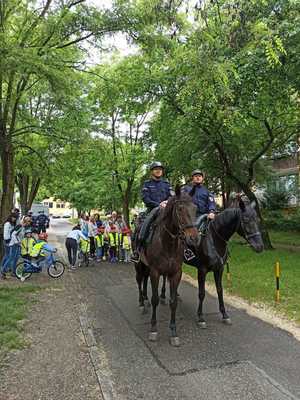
[85,0,137,64]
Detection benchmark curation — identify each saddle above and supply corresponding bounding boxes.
[138,207,160,246]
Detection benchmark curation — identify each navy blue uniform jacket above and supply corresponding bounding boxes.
[184,184,216,215]
[142,179,172,210]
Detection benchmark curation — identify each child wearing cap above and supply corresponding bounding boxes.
[108,224,119,263]
[95,226,105,262]
[30,233,56,266]
[120,227,132,263]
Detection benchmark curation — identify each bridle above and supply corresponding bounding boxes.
[239,210,262,243]
[210,209,261,245]
[162,199,196,242]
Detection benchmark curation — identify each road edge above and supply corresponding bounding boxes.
[182,272,300,342]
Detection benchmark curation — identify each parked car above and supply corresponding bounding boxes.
[52,215,61,219]
[62,214,71,218]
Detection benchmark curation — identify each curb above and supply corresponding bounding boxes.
[78,300,118,400]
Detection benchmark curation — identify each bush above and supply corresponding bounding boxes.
[264,209,300,232]
[264,187,293,210]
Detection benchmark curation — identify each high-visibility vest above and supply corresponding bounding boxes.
[109,232,119,247]
[79,238,90,254]
[30,241,46,257]
[121,235,131,250]
[95,234,104,248]
[21,238,36,256]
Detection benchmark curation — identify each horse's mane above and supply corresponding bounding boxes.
[159,191,192,225]
[214,207,240,226]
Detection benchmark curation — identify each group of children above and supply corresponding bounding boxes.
[21,231,54,264]
[79,223,132,263]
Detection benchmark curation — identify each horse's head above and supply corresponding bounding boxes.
[165,185,198,245]
[237,199,264,253]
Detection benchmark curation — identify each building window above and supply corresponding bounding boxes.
[43,202,48,206]
[49,202,53,208]
[56,204,61,208]
[61,203,65,208]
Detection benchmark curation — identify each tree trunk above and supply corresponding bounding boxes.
[16,174,41,215]
[0,142,15,223]
[0,140,15,259]
[122,194,130,227]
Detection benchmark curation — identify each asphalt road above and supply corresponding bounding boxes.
[51,219,300,400]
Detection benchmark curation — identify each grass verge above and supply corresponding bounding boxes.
[183,242,300,324]
[269,230,300,247]
[0,285,41,360]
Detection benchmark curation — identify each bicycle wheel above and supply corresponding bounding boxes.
[47,261,65,278]
[16,261,32,280]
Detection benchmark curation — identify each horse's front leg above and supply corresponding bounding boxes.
[149,270,160,341]
[142,268,150,307]
[197,268,207,328]
[214,268,232,324]
[135,263,145,311]
[169,269,182,346]
[160,274,167,304]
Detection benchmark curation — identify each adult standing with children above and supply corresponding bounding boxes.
[65,225,88,270]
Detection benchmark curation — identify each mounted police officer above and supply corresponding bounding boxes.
[184,170,216,227]
[182,170,216,261]
[131,161,173,262]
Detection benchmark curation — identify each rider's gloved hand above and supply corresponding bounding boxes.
[159,200,168,208]
[208,212,215,220]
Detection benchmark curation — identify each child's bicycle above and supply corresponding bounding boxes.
[16,250,65,281]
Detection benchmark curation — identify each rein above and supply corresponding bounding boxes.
[207,209,261,266]
[162,199,195,242]
[210,209,261,244]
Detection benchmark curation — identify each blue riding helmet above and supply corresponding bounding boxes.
[150,161,164,170]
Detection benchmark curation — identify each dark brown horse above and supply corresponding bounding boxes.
[135,186,198,346]
[160,198,264,327]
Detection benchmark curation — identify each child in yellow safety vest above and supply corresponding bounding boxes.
[21,230,36,261]
[120,227,132,263]
[108,224,119,263]
[95,226,105,262]
[30,232,56,265]
[79,237,90,255]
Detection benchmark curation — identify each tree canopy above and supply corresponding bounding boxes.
[1,0,299,249]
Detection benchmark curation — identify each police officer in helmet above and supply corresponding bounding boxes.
[142,162,172,211]
[131,161,172,262]
[184,170,216,224]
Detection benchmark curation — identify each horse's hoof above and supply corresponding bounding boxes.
[170,336,180,347]
[160,297,167,305]
[148,332,158,342]
[222,317,232,325]
[144,299,150,307]
[198,321,207,329]
[139,306,147,314]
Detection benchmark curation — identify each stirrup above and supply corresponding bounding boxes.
[184,248,196,261]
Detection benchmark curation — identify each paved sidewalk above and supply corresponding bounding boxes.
[0,234,103,400]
